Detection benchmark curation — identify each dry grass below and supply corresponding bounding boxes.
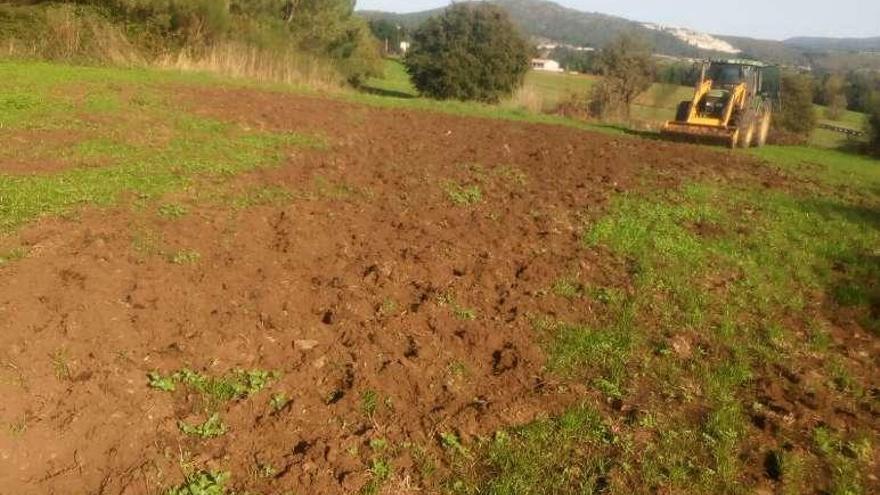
[504,85,546,113]
[2,4,142,65]
[156,42,343,92]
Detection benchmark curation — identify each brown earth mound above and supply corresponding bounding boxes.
[0,88,797,494]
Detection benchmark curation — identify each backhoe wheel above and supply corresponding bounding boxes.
[756,111,772,147]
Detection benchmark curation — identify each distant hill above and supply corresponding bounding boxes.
[784,37,880,53]
[360,0,879,70]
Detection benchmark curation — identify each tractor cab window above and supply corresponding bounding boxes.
[709,64,743,86]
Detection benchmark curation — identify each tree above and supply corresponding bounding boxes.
[821,74,848,120]
[589,34,654,120]
[775,72,817,138]
[404,3,530,102]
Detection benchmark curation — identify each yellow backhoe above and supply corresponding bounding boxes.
[661,59,779,148]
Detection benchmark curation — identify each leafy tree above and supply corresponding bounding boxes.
[404,3,531,102]
[589,34,654,119]
[775,72,817,138]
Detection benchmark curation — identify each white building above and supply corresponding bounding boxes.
[399,41,410,54]
[531,59,564,73]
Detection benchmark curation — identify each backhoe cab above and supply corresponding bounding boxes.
[661,59,779,148]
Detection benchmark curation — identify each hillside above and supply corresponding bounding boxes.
[785,36,880,52]
[361,0,878,68]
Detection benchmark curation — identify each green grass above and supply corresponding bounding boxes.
[0,60,324,233]
[450,405,613,495]
[451,147,879,493]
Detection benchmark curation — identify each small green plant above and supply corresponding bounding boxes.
[158,203,188,219]
[178,413,228,439]
[448,361,468,379]
[165,470,230,495]
[443,181,482,206]
[361,458,392,495]
[254,461,277,479]
[148,372,176,392]
[378,298,398,317]
[452,304,477,321]
[170,250,201,264]
[440,432,469,457]
[269,392,291,412]
[369,438,388,452]
[361,390,379,417]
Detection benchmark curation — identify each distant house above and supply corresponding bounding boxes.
[531,58,564,73]
[399,41,410,54]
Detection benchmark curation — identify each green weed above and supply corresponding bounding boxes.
[269,392,291,412]
[178,413,228,439]
[443,181,483,206]
[148,372,176,392]
[360,458,392,495]
[361,390,379,417]
[165,470,230,495]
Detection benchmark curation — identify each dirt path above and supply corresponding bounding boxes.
[0,87,790,494]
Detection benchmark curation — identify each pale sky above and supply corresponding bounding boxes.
[355,0,880,40]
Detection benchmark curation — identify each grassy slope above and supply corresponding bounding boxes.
[0,60,324,233]
[1,60,878,494]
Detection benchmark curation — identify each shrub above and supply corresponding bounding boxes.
[404,3,531,103]
[774,72,817,139]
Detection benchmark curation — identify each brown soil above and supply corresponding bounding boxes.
[0,87,868,494]
[0,129,86,175]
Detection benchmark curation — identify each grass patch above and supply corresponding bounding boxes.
[450,405,612,495]
[0,60,324,233]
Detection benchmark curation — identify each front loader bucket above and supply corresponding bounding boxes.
[661,121,740,148]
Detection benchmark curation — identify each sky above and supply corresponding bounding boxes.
[355,0,880,40]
